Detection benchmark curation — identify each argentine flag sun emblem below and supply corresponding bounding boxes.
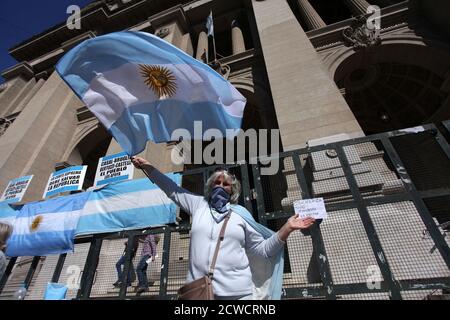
[30,215,43,232]
[139,64,177,99]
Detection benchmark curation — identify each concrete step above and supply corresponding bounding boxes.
[89,278,187,298]
[425,294,450,300]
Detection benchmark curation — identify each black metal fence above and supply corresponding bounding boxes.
[1,123,449,300]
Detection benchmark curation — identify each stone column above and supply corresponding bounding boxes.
[12,78,46,114]
[196,30,209,63]
[343,0,371,16]
[0,71,83,202]
[297,0,327,31]
[251,0,362,151]
[180,33,194,56]
[149,7,193,53]
[231,20,246,55]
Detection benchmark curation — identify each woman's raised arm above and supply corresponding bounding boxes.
[131,156,204,215]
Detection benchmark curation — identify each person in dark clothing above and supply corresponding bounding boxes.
[136,234,160,295]
[113,237,139,288]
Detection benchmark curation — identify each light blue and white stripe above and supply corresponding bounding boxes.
[6,192,90,257]
[75,174,181,236]
[0,202,20,226]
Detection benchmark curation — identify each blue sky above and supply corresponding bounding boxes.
[0,0,92,83]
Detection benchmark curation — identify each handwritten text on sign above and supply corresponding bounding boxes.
[0,175,33,203]
[94,152,134,187]
[293,198,327,220]
[43,166,87,198]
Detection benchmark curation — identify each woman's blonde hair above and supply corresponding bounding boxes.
[205,169,241,204]
[0,222,13,251]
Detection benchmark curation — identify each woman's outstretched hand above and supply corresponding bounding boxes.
[277,214,315,242]
[130,156,151,169]
[287,214,315,231]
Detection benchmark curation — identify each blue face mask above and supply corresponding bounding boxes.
[210,186,231,214]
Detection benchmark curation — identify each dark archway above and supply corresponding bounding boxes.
[336,62,447,135]
[68,125,112,189]
[333,44,450,135]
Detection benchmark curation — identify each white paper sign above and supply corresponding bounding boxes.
[93,152,134,187]
[0,175,33,203]
[293,198,327,220]
[43,166,87,199]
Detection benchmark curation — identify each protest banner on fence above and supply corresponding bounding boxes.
[43,166,87,198]
[0,175,33,203]
[93,152,134,187]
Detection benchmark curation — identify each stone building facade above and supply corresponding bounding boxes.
[1,0,449,202]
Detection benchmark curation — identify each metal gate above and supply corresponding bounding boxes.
[1,123,449,300]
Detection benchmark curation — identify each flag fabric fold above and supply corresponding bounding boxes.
[75,175,181,236]
[6,192,90,257]
[1,174,181,256]
[0,201,20,227]
[56,31,246,156]
[231,204,284,300]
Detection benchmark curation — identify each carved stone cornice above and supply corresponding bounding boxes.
[0,117,13,137]
[35,71,49,81]
[148,5,189,34]
[61,31,97,52]
[1,62,34,80]
[8,1,190,63]
[155,27,171,38]
[308,1,409,50]
[209,60,231,80]
[0,82,7,93]
[342,15,381,50]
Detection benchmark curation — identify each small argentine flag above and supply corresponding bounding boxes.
[6,192,90,257]
[206,11,214,37]
[56,31,246,156]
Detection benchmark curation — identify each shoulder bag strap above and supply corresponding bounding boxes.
[207,210,231,278]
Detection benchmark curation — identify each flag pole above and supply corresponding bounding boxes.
[212,28,217,63]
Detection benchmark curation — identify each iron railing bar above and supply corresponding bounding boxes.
[251,164,267,224]
[158,227,171,299]
[381,137,450,269]
[21,256,42,294]
[51,253,67,283]
[336,145,402,300]
[0,257,17,295]
[292,152,336,299]
[76,236,102,300]
[239,163,254,213]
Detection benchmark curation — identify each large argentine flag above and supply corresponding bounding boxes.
[75,174,181,236]
[56,31,246,155]
[6,192,90,257]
